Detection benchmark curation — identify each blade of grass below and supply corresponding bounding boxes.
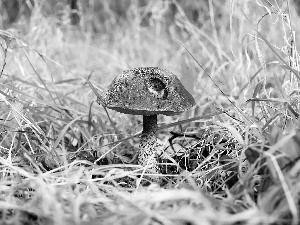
[241,10,300,80]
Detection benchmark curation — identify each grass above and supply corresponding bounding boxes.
[0,0,300,224]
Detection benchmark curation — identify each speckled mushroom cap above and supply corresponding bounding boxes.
[103,67,196,116]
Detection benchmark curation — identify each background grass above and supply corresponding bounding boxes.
[0,0,300,224]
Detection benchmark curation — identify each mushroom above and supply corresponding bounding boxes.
[100,67,195,177]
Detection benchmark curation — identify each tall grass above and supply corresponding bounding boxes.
[0,0,300,224]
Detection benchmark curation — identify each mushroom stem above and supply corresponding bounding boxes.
[138,115,160,174]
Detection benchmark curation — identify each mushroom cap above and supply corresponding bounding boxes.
[103,67,196,116]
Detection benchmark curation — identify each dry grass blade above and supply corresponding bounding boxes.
[241,10,300,80]
[53,115,85,150]
[264,151,299,225]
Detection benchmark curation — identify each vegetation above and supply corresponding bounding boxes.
[0,0,300,224]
